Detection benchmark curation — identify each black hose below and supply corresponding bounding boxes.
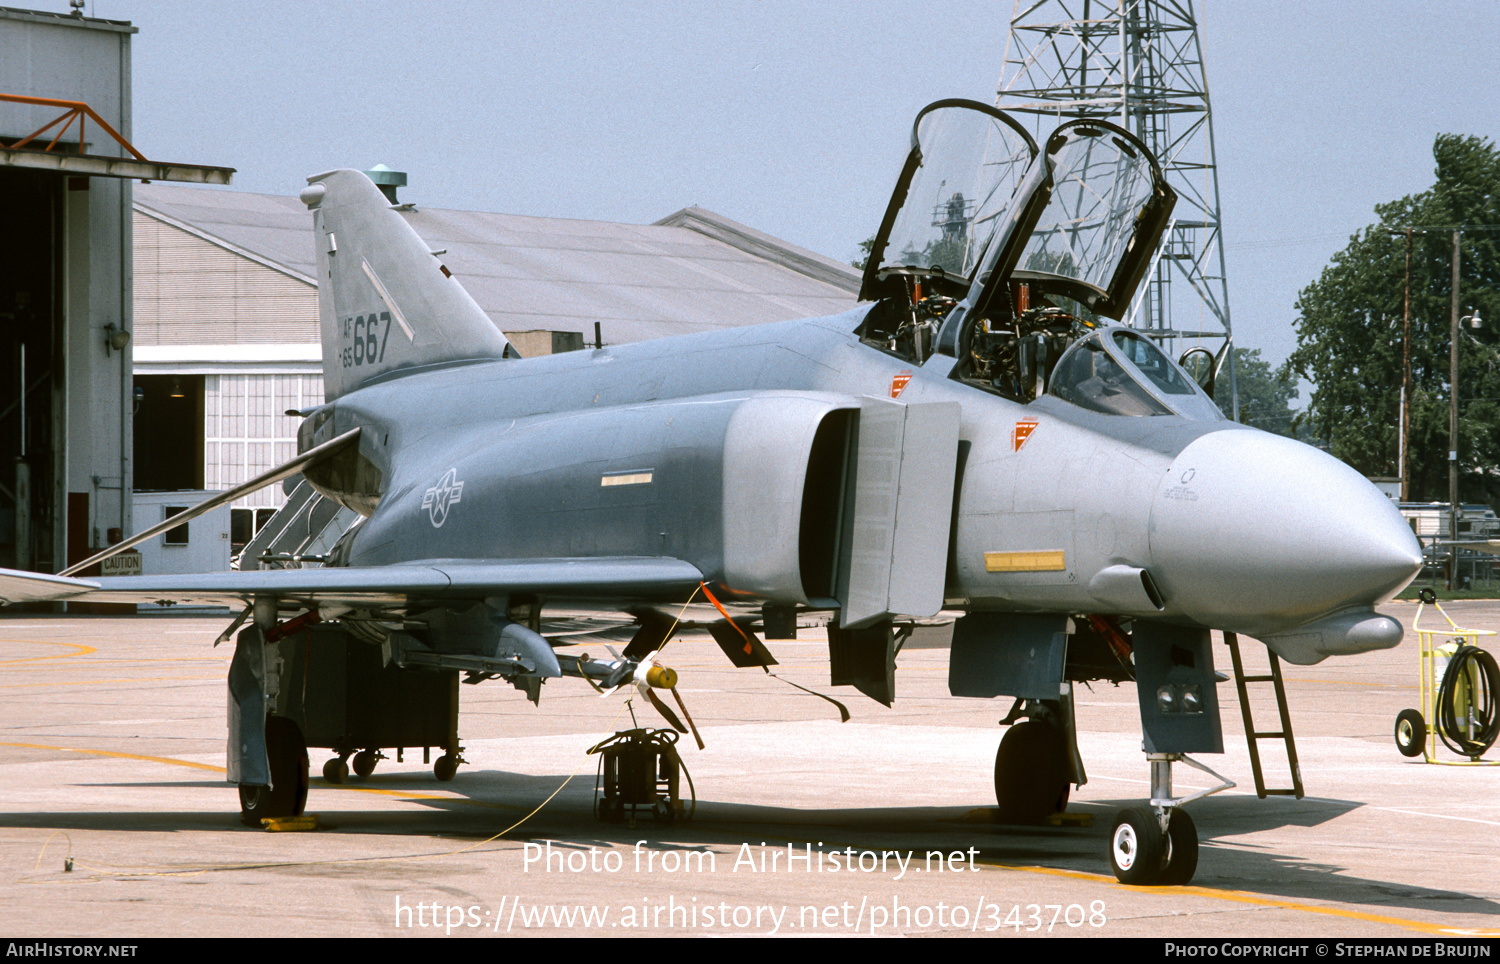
[1436,646,1500,757]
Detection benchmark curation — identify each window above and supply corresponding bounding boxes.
[164,506,190,546]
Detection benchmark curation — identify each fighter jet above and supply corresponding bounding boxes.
[0,99,1422,885]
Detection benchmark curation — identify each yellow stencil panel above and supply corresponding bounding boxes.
[600,471,653,487]
[985,550,1066,572]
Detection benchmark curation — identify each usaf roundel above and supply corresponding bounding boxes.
[421,468,464,528]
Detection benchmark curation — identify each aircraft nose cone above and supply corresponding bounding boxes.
[1149,428,1423,635]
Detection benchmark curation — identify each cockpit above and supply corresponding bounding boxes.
[857,100,1225,421]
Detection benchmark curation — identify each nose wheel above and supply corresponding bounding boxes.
[1109,807,1198,885]
[1107,753,1228,885]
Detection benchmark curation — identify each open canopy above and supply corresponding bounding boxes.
[859,100,1037,300]
[862,101,1176,321]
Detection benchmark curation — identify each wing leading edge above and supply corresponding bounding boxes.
[0,557,705,609]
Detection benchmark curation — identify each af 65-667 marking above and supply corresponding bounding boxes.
[340,311,392,368]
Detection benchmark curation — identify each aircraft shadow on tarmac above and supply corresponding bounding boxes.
[6,768,1492,922]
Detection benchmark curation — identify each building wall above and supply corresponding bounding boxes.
[133,212,318,346]
[134,209,323,510]
[131,489,230,576]
[204,373,323,508]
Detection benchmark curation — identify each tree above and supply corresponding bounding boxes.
[1281,135,1500,502]
[1218,348,1299,437]
[852,236,874,271]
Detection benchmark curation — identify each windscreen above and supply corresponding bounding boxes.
[1049,335,1172,417]
[880,105,1035,279]
[1111,331,1195,395]
[1049,330,1225,420]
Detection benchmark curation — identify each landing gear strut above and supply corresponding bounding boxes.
[1106,753,1228,885]
[240,715,309,826]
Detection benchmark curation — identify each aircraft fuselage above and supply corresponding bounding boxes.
[306,303,1419,656]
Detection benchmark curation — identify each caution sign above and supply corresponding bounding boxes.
[101,550,142,577]
[889,370,912,398]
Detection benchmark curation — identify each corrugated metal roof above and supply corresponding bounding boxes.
[133,183,860,345]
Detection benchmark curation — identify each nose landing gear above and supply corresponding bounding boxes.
[1107,753,1230,886]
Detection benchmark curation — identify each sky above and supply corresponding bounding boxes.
[51,0,1500,390]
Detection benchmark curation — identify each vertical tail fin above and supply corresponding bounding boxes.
[299,169,510,400]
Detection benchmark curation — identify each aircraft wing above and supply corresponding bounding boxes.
[0,557,704,609]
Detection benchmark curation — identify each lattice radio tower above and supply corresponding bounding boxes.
[996,0,1238,415]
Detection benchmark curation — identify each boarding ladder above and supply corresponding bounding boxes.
[236,476,357,570]
[1225,631,1305,798]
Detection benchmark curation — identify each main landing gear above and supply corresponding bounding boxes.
[992,696,1082,825]
[1106,753,1230,886]
[993,719,1070,824]
[239,715,309,826]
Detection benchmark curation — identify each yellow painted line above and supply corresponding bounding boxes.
[0,741,226,772]
[54,658,230,663]
[315,782,523,808]
[985,550,1066,572]
[0,675,222,689]
[982,862,1500,937]
[0,641,97,665]
[1291,678,1408,687]
[0,741,516,807]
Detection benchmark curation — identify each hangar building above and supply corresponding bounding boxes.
[0,6,231,575]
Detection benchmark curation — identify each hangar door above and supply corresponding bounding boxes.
[0,167,61,572]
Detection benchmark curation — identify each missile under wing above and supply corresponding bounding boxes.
[0,99,1422,885]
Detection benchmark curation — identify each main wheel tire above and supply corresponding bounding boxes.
[994,720,1070,825]
[1109,807,1165,885]
[238,785,272,827]
[1395,708,1426,758]
[240,716,309,826]
[352,750,378,778]
[1159,809,1199,886]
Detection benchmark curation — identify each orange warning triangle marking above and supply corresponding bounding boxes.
[1013,419,1038,451]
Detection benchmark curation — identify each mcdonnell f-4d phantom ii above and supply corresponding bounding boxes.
[0,99,1422,885]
